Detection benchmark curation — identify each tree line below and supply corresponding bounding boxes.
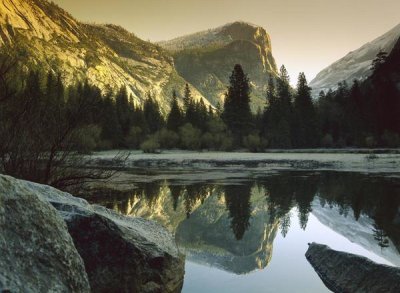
[1,45,399,187]
[99,172,399,245]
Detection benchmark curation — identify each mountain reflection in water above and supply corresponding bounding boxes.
[90,171,400,276]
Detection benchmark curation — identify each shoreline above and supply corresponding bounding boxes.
[85,150,400,175]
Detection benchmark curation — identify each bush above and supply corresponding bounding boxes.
[157,128,180,149]
[219,135,234,151]
[207,118,227,134]
[243,134,263,152]
[201,132,214,150]
[179,123,201,150]
[140,136,160,153]
[126,126,143,149]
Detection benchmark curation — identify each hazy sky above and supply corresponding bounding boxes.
[53,0,400,83]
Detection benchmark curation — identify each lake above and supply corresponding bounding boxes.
[88,170,400,292]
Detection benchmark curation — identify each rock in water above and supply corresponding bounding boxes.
[0,175,90,292]
[28,177,185,292]
[306,242,400,293]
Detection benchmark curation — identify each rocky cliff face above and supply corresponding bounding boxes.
[1,1,278,111]
[310,23,400,95]
[0,0,211,113]
[159,22,279,109]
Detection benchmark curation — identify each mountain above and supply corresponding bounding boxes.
[0,0,211,113]
[371,36,400,85]
[159,22,278,109]
[310,23,400,95]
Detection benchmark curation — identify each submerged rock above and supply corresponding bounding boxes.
[0,175,90,292]
[36,180,185,292]
[306,242,400,293]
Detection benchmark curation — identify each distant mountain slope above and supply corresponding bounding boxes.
[310,23,400,95]
[159,22,279,109]
[0,0,211,113]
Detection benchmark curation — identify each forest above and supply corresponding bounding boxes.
[0,46,399,187]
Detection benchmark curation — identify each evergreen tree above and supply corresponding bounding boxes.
[293,72,318,147]
[265,66,293,148]
[346,80,365,145]
[222,64,253,146]
[115,87,132,144]
[166,90,184,131]
[183,83,192,110]
[143,93,164,134]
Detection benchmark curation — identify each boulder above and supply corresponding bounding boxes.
[31,178,185,292]
[0,175,90,292]
[306,242,400,293]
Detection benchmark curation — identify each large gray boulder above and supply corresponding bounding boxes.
[306,242,400,293]
[0,175,90,292]
[26,178,185,292]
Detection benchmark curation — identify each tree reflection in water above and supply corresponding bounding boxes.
[89,171,400,254]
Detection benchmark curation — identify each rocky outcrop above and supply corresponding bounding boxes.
[0,175,90,292]
[0,174,185,292]
[159,21,278,109]
[306,243,400,293]
[38,180,185,293]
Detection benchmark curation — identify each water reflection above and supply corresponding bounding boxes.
[90,171,400,273]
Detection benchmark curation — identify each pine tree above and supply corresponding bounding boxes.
[115,87,132,143]
[100,94,122,147]
[183,83,192,110]
[183,84,197,125]
[265,66,293,148]
[293,72,318,147]
[222,64,253,146]
[167,90,184,132]
[346,80,365,145]
[143,93,164,134]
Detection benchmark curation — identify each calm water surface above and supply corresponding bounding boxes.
[89,171,400,293]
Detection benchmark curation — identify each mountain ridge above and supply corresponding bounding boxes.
[0,0,212,113]
[0,1,280,111]
[159,21,278,108]
[310,22,400,95]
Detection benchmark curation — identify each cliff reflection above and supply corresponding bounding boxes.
[90,171,400,272]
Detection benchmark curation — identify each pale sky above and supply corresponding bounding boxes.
[53,0,400,84]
